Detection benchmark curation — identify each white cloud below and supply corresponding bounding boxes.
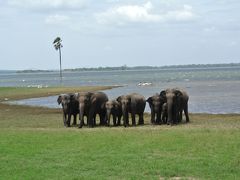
[96,1,196,25]
[165,5,196,21]
[7,0,86,9]
[45,14,70,25]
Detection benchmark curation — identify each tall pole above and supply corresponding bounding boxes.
[59,46,62,84]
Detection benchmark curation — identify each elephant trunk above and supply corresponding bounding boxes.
[79,103,85,128]
[150,108,155,124]
[167,101,173,125]
[122,105,127,127]
[106,109,111,126]
[154,105,160,123]
[153,105,159,113]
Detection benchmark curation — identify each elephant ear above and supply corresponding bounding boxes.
[160,90,167,102]
[87,92,94,97]
[160,90,166,97]
[69,94,74,100]
[116,96,122,103]
[115,101,120,108]
[86,92,94,101]
[101,102,106,109]
[126,95,131,105]
[85,92,94,106]
[147,97,153,105]
[174,90,183,98]
[57,95,62,105]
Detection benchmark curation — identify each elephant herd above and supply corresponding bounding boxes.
[57,88,189,128]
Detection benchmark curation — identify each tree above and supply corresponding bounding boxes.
[53,37,63,83]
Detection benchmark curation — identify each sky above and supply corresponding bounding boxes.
[0,0,240,70]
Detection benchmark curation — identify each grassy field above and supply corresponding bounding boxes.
[0,87,240,179]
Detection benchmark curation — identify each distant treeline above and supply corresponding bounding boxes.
[17,70,54,73]
[17,63,240,73]
[65,63,240,71]
[161,63,240,69]
[64,65,157,71]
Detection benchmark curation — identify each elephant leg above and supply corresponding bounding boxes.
[78,111,84,128]
[100,113,106,126]
[88,116,93,128]
[162,112,167,124]
[117,115,121,126]
[99,114,103,125]
[107,116,111,126]
[179,110,183,123]
[150,110,155,124]
[173,108,177,125]
[126,113,129,125]
[78,119,84,128]
[131,112,136,126]
[82,116,85,126]
[184,105,190,123]
[88,109,95,128]
[73,114,77,126]
[113,114,117,126]
[67,113,71,127]
[138,113,144,125]
[63,113,67,127]
[123,112,128,127]
[156,111,161,124]
[161,114,165,124]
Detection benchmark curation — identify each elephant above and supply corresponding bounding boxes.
[77,92,92,127]
[147,93,164,124]
[105,100,122,126]
[78,92,108,128]
[160,89,189,125]
[117,93,146,127]
[57,93,79,127]
[161,103,168,124]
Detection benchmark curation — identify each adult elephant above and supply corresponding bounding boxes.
[105,100,122,126]
[57,93,79,127]
[147,93,164,124]
[77,92,93,128]
[117,93,146,127]
[160,89,189,125]
[78,92,108,128]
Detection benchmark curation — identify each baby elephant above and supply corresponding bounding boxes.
[57,93,79,127]
[105,100,122,126]
[117,93,146,127]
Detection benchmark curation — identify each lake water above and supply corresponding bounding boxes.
[1,66,240,114]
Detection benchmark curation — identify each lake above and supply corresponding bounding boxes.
[1,66,240,114]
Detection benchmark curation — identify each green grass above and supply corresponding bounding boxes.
[0,87,240,179]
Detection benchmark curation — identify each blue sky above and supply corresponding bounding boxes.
[0,0,240,70]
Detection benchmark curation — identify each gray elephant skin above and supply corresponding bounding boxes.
[105,100,122,126]
[78,92,108,128]
[57,93,79,127]
[147,93,164,124]
[160,89,189,125]
[117,93,146,127]
[161,103,168,124]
